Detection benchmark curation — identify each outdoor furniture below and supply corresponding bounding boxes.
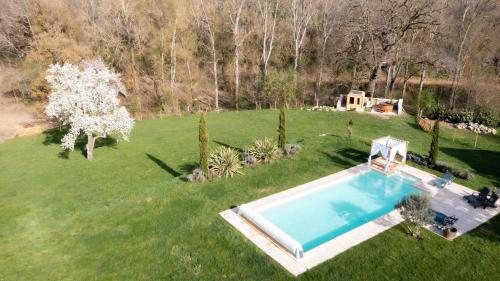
[432,171,455,188]
[431,209,458,230]
[482,192,498,209]
[464,187,491,208]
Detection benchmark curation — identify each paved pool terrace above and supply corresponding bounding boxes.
[219,164,499,276]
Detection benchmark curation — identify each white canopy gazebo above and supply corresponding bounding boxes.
[368,136,408,173]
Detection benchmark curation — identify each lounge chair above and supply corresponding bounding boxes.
[431,209,458,230]
[432,171,455,188]
[482,192,498,209]
[464,187,491,208]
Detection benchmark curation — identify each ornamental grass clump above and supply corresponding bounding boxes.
[209,147,243,178]
[248,138,282,164]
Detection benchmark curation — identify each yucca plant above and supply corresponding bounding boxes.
[209,147,243,178]
[248,138,282,164]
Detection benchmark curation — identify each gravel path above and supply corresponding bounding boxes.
[0,95,44,143]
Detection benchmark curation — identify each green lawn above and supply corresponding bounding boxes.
[0,110,499,281]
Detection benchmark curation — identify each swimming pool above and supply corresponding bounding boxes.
[251,170,421,253]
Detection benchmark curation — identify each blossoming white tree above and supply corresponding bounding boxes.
[45,59,134,160]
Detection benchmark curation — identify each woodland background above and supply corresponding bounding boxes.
[1,0,499,119]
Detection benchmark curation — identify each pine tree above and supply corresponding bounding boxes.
[429,120,439,164]
[199,113,210,178]
[278,107,286,150]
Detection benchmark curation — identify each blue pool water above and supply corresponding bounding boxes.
[259,170,421,252]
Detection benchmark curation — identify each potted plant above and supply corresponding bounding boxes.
[443,226,458,239]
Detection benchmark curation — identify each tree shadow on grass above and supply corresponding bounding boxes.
[405,119,426,133]
[145,153,181,177]
[175,162,199,182]
[322,148,368,169]
[440,147,500,186]
[43,127,117,159]
[213,140,243,153]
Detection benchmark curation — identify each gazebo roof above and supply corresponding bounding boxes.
[372,136,406,148]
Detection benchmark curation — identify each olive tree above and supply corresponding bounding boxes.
[397,194,434,239]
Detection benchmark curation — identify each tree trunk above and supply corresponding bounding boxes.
[385,65,392,97]
[449,13,473,109]
[402,62,409,99]
[449,66,461,109]
[417,67,426,112]
[388,63,401,99]
[86,134,96,161]
[170,17,178,113]
[351,64,358,90]
[160,32,165,85]
[170,17,177,90]
[186,60,194,111]
[210,41,219,111]
[234,46,240,111]
[367,63,380,97]
[316,37,327,107]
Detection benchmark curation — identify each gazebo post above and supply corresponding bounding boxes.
[384,147,390,173]
[403,141,408,164]
[367,140,373,166]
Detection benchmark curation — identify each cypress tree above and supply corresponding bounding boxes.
[199,113,210,178]
[429,120,439,164]
[278,107,286,150]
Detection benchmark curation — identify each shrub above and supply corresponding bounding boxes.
[397,194,434,239]
[407,151,473,180]
[449,110,474,124]
[248,138,282,163]
[418,89,437,115]
[426,106,496,126]
[429,105,448,121]
[285,144,301,155]
[263,72,296,108]
[429,121,439,164]
[199,114,210,179]
[209,147,243,178]
[242,147,257,167]
[187,168,206,182]
[474,110,497,127]
[278,107,286,150]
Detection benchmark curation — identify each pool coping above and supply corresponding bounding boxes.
[219,164,500,276]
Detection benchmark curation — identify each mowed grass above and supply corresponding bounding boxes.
[0,110,499,281]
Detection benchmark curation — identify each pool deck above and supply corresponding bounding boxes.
[219,164,499,276]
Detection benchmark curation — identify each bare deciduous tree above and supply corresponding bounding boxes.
[315,0,340,106]
[228,0,251,110]
[193,0,220,111]
[290,0,314,71]
[257,0,279,79]
[447,0,493,108]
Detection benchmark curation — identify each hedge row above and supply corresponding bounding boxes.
[406,151,474,180]
[425,106,497,127]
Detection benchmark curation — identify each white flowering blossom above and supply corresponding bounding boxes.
[45,59,134,158]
